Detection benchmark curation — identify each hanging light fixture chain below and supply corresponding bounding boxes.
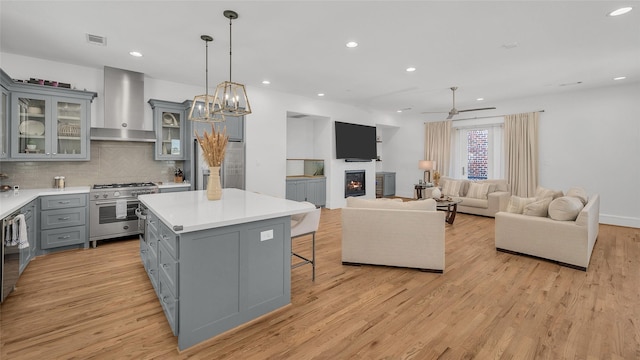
[229,14,233,83]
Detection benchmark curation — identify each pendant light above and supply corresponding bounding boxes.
[212,10,252,117]
[189,35,225,122]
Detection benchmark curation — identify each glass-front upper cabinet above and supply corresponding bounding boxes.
[11,87,96,161]
[0,86,8,159]
[149,99,188,161]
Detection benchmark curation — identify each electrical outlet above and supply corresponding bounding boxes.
[260,229,274,241]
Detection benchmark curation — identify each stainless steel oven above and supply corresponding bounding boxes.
[89,182,158,247]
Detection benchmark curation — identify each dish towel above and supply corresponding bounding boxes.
[11,214,29,249]
[115,199,128,219]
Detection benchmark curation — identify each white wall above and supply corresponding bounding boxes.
[388,82,640,228]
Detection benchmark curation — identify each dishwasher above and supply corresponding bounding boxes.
[1,210,22,303]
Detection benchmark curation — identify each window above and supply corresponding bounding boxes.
[451,118,504,180]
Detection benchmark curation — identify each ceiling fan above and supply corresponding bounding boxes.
[422,86,496,119]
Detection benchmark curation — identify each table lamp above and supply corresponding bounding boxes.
[418,160,436,183]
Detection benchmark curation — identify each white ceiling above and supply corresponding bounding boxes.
[1,1,638,117]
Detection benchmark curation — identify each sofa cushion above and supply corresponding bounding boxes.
[346,197,435,211]
[548,196,584,221]
[346,197,400,209]
[523,197,553,217]
[506,196,537,214]
[458,197,487,209]
[535,186,563,200]
[442,180,465,197]
[478,179,508,192]
[566,187,588,205]
[467,182,491,199]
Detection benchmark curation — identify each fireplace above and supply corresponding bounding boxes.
[345,170,366,197]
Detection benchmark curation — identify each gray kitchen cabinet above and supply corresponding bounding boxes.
[285,177,325,207]
[158,185,190,193]
[39,193,88,251]
[141,210,160,291]
[376,172,396,197]
[0,69,10,159]
[149,99,190,161]
[9,83,96,161]
[18,200,37,275]
[140,210,289,350]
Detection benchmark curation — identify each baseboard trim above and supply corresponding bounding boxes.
[599,214,640,229]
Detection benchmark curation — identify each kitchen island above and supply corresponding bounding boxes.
[137,188,315,350]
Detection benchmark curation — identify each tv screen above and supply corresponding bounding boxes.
[335,121,377,160]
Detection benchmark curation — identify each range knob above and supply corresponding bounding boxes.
[94,194,99,199]
[114,191,120,197]
[102,194,108,198]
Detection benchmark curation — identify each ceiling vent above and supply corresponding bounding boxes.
[86,33,107,46]
[289,113,310,119]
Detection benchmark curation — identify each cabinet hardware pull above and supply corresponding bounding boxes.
[58,217,70,221]
[162,296,169,303]
[58,235,71,239]
[58,201,71,204]
[162,264,168,269]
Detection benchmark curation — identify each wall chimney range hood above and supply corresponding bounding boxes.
[90,66,156,142]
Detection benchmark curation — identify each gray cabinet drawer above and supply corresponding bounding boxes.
[41,207,86,230]
[40,194,87,210]
[158,241,178,296]
[159,221,178,259]
[41,225,86,249]
[147,211,159,234]
[159,271,178,336]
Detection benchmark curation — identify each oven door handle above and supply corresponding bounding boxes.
[93,198,139,206]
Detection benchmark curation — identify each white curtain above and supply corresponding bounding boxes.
[424,120,452,177]
[504,112,539,197]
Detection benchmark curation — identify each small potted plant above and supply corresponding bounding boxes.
[174,168,184,183]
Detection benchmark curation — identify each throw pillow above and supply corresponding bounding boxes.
[467,182,491,199]
[535,186,556,200]
[442,180,463,197]
[523,197,553,217]
[548,196,584,221]
[506,195,537,214]
[566,187,588,205]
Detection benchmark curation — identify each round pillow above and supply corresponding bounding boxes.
[548,196,584,221]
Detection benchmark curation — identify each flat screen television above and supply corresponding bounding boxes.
[334,121,377,161]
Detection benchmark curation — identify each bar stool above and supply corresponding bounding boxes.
[290,204,321,281]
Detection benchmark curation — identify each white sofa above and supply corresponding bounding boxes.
[495,193,600,271]
[424,177,511,217]
[341,197,445,272]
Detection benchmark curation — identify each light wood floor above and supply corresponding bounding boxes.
[1,209,639,359]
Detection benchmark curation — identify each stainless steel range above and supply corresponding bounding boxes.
[89,182,158,247]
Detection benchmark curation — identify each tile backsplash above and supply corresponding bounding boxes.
[0,141,184,189]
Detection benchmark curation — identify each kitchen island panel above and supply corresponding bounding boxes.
[177,216,290,350]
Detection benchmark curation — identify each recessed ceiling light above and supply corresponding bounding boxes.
[607,7,633,16]
[476,98,484,101]
[317,93,325,97]
[613,76,627,80]
[129,51,143,57]
[397,110,403,113]
[346,41,358,48]
[406,67,416,72]
[262,80,271,85]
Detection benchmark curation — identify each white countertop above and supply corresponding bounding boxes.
[0,186,90,219]
[138,188,315,234]
[157,182,191,189]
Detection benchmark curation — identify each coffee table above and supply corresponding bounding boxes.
[435,199,462,224]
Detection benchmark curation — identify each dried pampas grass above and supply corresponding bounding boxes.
[195,125,229,167]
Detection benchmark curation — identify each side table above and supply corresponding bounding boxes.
[414,184,433,199]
